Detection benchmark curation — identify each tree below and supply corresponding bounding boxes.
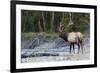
[42,11,46,31]
[50,12,55,32]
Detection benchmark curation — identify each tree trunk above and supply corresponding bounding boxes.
[42,12,46,31]
[61,13,64,24]
[38,17,43,32]
[50,12,55,32]
[23,24,26,32]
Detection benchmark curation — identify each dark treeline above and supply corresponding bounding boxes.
[21,10,90,33]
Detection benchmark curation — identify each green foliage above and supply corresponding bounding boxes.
[21,32,38,38]
[68,13,90,33]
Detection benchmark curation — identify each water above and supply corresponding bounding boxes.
[21,36,90,58]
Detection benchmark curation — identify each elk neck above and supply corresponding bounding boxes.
[59,31,68,42]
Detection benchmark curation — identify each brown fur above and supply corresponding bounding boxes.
[58,24,83,53]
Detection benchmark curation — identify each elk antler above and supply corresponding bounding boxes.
[58,23,64,33]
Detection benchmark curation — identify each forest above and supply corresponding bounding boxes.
[21,10,90,35]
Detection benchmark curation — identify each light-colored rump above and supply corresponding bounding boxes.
[68,32,78,43]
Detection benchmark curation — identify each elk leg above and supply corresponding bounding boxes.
[77,43,80,54]
[80,40,83,54]
[72,43,75,54]
[70,43,72,54]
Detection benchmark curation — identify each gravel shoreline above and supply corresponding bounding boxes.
[21,46,90,63]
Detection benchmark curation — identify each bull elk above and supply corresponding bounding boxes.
[58,24,83,54]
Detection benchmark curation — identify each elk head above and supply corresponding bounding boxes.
[58,24,68,41]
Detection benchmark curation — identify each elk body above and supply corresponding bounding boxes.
[58,24,83,54]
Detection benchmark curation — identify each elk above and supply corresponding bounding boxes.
[58,24,83,54]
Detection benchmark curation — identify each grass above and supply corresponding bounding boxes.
[21,32,59,40]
